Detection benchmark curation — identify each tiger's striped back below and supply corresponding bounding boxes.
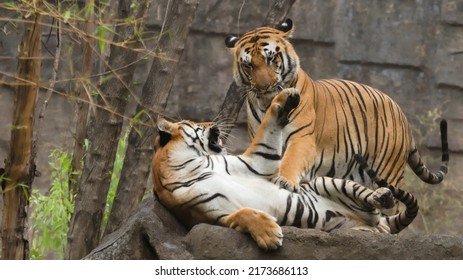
[302,79,411,187]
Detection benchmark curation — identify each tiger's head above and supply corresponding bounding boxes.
[225,18,300,97]
[155,118,226,157]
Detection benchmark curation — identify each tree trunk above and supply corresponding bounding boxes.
[69,0,95,196]
[217,0,296,136]
[1,9,42,260]
[103,0,199,237]
[65,0,150,259]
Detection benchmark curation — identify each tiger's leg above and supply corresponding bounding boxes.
[354,153,405,215]
[241,88,300,175]
[307,177,394,228]
[272,137,316,192]
[220,207,283,250]
[308,177,395,210]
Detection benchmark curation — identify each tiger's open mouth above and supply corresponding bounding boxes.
[208,126,224,153]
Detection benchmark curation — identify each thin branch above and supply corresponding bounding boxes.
[37,19,61,124]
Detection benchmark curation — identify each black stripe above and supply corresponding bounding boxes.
[284,122,313,148]
[237,156,274,176]
[169,158,196,170]
[248,99,262,124]
[168,172,214,192]
[190,193,228,208]
[252,151,281,160]
[291,198,304,227]
[306,193,318,228]
[255,143,277,150]
[222,155,231,175]
[280,195,293,225]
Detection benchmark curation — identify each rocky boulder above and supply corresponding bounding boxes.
[85,196,463,260]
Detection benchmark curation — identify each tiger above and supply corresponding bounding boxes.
[225,18,449,195]
[152,88,418,250]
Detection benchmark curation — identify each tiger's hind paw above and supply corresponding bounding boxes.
[371,187,394,209]
[224,208,283,250]
[271,176,300,193]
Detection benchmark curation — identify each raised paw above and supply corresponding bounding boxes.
[371,187,394,209]
[270,88,300,126]
[224,208,283,250]
[271,175,300,193]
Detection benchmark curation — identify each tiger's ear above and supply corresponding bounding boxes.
[276,18,294,38]
[157,118,174,147]
[225,35,239,49]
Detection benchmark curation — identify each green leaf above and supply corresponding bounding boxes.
[97,26,105,55]
[29,149,76,259]
[63,10,71,23]
[1,2,17,9]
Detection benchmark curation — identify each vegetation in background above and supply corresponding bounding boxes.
[102,129,129,231]
[29,128,129,259]
[30,150,76,259]
[1,0,186,259]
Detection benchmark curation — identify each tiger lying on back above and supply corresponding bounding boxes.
[152,88,418,250]
[225,18,449,194]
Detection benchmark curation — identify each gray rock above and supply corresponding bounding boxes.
[86,197,463,260]
[85,198,192,260]
[434,25,463,89]
[186,224,463,260]
[334,0,433,67]
[442,0,463,25]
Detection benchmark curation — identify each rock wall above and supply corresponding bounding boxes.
[1,0,462,235]
[158,0,463,152]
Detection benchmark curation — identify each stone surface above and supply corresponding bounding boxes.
[334,0,434,67]
[442,0,463,25]
[288,0,337,42]
[434,25,463,89]
[187,225,463,260]
[86,198,463,260]
[85,198,192,260]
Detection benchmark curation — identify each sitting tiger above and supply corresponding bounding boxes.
[152,88,418,250]
[225,18,449,194]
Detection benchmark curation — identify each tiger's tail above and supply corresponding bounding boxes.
[408,119,449,184]
[354,154,418,234]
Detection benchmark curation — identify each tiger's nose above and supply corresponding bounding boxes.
[252,80,271,90]
[251,78,277,91]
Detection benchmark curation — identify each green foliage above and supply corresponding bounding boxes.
[29,149,77,259]
[102,128,129,231]
[95,24,117,55]
[1,2,17,9]
[29,127,130,259]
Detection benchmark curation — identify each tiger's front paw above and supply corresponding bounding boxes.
[224,208,283,250]
[272,176,300,193]
[371,187,394,209]
[249,211,283,250]
[271,88,300,126]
